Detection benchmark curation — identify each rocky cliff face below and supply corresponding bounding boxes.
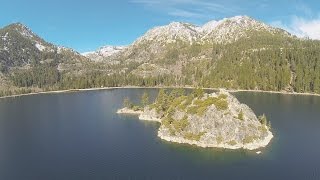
[139,107,162,122]
[155,90,273,150]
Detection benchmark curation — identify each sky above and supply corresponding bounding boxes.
[0,0,319,52]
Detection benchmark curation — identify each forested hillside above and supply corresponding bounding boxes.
[0,16,320,97]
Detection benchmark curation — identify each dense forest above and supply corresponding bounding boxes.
[192,39,320,93]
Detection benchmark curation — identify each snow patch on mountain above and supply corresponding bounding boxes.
[82,45,127,61]
[57,46,68,54]
[135,22,199,45]
[1,33,9,41]
[14,23,36,39]
[201,20,220,34]
[35,43,46,51]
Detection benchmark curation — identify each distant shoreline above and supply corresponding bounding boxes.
[225,89,320,97]
[0,86,319,100]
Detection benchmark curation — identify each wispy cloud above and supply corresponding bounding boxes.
[131,0,162,6]
[291,17,320,39]
[131,0,240,20]
[168,9,204,18]
[270,2,320,40]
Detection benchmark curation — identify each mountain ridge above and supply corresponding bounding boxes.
[0,16,320,97]
[131,15,293,45]
[89,15,295,61]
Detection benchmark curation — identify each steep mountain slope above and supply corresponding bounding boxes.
[0,23,86,71]
[0,23,90,94]
[0,23,52,68]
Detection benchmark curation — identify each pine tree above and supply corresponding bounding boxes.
[259,114,267,126]
[141,91,149,107]
[267,121,272,130]
[123,97,132,108]
[156,89,169,112]
[192,88,204,98]
[156,89,166,104]
[238,109,244,120]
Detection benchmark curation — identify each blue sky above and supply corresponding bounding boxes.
[0,0,319,52]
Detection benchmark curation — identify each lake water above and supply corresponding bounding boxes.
[0,88,319,180]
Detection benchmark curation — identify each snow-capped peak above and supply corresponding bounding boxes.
[10,23,36,39]
[228,15,252,23]
[199,15,277,43]
[156,16,288,45]
[135,21,200,44]
[200,16,260,33]
[3,23,56,52]
[221,15,266,28]
[82,45,127,61]
[201,20,220,33]
[133,15,279,45]
[97,45,127,57]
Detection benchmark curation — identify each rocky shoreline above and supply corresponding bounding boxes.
[117,107,162,122]
[118,108,273,150]
[158,128,273,150]
[117,89,274,151]
[116,107,143,115]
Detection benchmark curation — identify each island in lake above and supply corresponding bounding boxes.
[117,89,273,150]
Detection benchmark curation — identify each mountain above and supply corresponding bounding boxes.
[0,23,53,68]
[116,16,294,64]
[82,45,127,62]
[200,15,291,43]
[109,15,320,94]
[0,23,86,71]
[0,23,89,93]
[132,15,291,45]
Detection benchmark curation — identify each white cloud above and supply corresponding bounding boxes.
[271,16,320,40]
[292,17,320,39]
[130,0,239,19]
[168,9,204,18]
[130,0,161,6]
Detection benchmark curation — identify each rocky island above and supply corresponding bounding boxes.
[117,89,273,150]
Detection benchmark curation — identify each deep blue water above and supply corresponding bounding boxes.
[0,89,319,180]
